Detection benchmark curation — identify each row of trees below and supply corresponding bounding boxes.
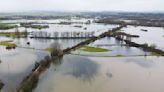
[32,31,95,38]
[14,27,28,37]
[96,18,164,27]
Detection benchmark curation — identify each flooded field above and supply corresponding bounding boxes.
[0,19,119,91]
[122,26,164,51]
[71,37,150,57]
[34,55,164,92]
[0,36,85,49]
[0,46,48,91]
[0,18,164,92]
[32,24,164,92]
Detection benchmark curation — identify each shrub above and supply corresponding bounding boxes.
[0,80,4,90]
[150,44,157,49]
[142,43,148,47]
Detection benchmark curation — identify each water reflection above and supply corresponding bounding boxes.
[106,72,113,78]
[34,55,100,92]
[122,26,164,51]
[34,55,164,92]
[125,58,155,68]
[60,55,99,81]
[0,46,48,91]
[14,37,85,49]
[84,37,148,56]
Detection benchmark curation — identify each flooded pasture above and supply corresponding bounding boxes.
[34,55,164,92]
[122,26,164,51]
[72,37,150,56]
[0,19,119,91]
[0,18,164,92]
[0,46,48,91]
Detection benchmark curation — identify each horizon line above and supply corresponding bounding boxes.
[0,10,164,14]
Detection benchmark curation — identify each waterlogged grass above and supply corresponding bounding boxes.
[151,52,161,56]
[0,32,28,37]
[44,48,53,52]
[30,25,49,30]
[70,53,146,57]
[115,54,125,57]
[118,30,125,32]
[20,23,49,30]
[0,40,17,47]
[80,46,110,52]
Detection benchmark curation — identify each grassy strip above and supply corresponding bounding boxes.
[0,32,28,37]
[0,23,17,30]
[30,25,49,30]
[80,46,110,52]
[20,23,49,30]
[12,47,54,52]
[0,40,17,47]
[115,54,125,57]
[70,53,137,57]
[44,48,53,52]
[70,53,161,57]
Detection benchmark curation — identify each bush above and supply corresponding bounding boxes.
[142,43,148,47]
[0,80,4,90]
[150,44,157,49]
[21,75,38,92]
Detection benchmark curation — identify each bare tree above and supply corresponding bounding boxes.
[15,26,20,37]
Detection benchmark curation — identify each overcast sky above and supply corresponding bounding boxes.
[0,0,163,12]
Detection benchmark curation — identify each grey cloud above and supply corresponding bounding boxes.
[0,0,163,12]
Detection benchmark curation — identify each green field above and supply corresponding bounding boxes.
[20,23,49,30]
[0,40,17,47]
[0,23,17,30]
[80,46,110,52]
[0,32,28,37]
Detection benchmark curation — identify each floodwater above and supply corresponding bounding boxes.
[14,37,86,49]
[0,19,118,91]
[0,35,85,91]
[1,19,164,92]
[0,19,118,49]
[72,37,150,56]
[34,55,164,92]
[0,23,118,38]
[122,26,164,51]
[0,18,92,24]
[0,46,49,91]
[0,36,85,50]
